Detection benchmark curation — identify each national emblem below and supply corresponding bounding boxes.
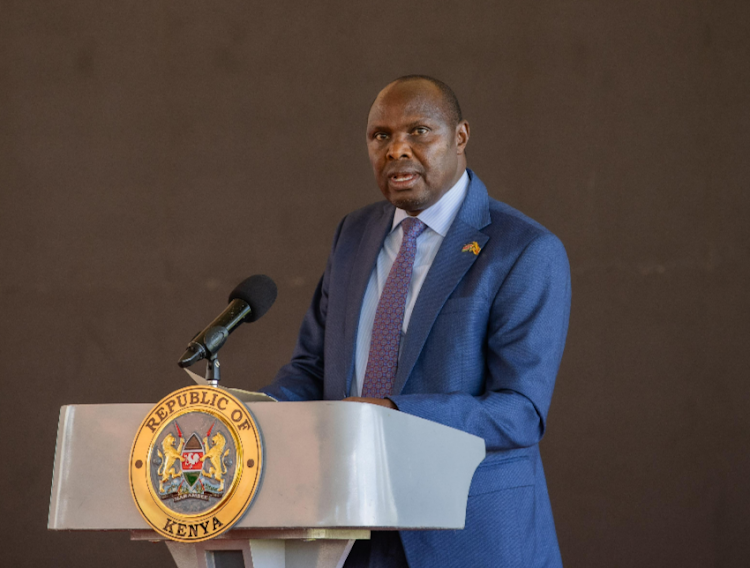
[129,385,263,542]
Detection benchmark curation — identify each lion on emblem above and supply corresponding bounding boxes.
[201,431,230,491]
[157,433,184,493]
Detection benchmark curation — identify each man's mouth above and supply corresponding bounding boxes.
[388,172,420,188]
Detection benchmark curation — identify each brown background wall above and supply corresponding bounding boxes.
[1,1,748,566]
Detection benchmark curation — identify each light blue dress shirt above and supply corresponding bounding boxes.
[352,169,470,397]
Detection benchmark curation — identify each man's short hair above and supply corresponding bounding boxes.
[392,74,463,127]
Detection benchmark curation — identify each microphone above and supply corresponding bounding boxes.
[178,275,278,368]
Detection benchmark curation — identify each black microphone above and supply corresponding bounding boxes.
[178,275,278,368]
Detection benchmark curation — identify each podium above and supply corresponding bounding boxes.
[49,400,485,568]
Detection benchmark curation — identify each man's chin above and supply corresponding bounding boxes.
[386,191,430,214]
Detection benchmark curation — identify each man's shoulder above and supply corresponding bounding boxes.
[342,200,391,223]
[333,200,392,240]
[475,190,563,265]
[487,196,552,239]
[476,193,569,281]
[323,200,392,255]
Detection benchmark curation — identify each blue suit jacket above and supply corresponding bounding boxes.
[262,170,570,567]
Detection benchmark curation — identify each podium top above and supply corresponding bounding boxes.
[49,401,485,531]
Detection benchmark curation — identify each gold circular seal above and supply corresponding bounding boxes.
[129,385,263,542]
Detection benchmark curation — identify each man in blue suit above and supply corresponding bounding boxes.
[261,75,570,567]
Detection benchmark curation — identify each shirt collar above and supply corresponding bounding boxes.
[391,169,469,237]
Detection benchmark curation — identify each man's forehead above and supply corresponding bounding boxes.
[368,82,449,127]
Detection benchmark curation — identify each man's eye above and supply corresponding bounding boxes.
[374,133,388,141]
[413,127,429,135]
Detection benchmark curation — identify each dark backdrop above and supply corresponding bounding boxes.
[2,1,748,566]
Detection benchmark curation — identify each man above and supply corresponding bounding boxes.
[261,75,571,567]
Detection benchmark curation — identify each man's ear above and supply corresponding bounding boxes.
[456,120,470,155]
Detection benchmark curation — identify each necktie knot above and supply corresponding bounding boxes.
[401,217,427,241]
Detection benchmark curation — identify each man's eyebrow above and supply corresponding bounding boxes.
[405,120,432,129]
[368,119,433,133]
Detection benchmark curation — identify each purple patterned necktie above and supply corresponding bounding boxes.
[362,217,427,398]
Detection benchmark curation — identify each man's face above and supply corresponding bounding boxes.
[366,81,469,215]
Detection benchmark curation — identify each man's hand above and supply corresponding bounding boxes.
[343,397,397,410]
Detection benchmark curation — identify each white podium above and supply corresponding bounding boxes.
[49,400,485,568]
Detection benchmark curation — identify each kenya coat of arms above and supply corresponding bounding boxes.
[129,386,263,542]
[157,421,230,499]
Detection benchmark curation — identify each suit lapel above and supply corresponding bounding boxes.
[341,204,394,395]
[393,171,492,395]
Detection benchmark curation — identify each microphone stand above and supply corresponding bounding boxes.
[206,353,221,387]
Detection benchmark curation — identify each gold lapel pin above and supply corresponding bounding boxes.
[461,241,481,255]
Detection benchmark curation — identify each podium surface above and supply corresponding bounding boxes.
[49,400,485,567]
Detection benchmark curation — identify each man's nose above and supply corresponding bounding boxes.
[387,136,412,160]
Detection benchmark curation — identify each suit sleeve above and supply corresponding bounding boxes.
[388,233,571,453]
[259,219,345,402]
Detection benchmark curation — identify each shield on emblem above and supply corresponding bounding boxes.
[181,433,204,487]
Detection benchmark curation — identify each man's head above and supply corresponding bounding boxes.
[366,75,470,216]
